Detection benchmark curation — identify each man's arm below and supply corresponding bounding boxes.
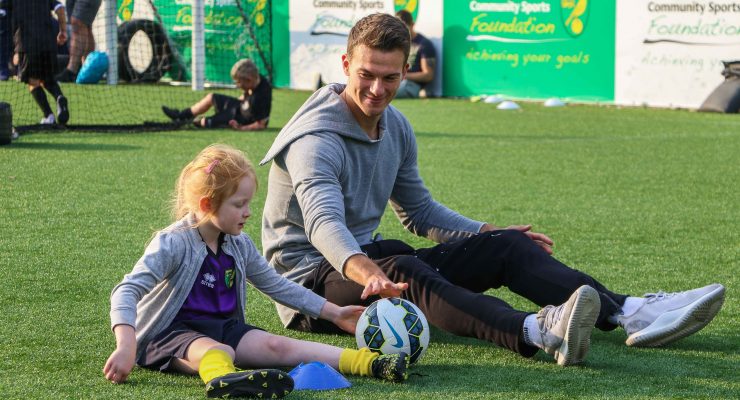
[344,254,408,299]
[281,135,406,297]
[405,56,435,84]
[54,2,67,46]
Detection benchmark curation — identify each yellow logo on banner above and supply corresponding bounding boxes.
[118,0,133,22]
[561,0,588,37]
[248,0,266,27]
[395,0,419,20]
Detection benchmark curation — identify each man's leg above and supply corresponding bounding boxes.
[394,79,421,99]
[295,255,538,357]
[59,0,102,80]
[415,229,628,331]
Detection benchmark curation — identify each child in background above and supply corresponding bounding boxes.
[9,0,69,124]
[162,59,271,131]
[103,144,408,399]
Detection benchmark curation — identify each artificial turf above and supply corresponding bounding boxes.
[0,89,738,399]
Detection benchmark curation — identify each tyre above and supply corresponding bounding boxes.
[117,19,171,83]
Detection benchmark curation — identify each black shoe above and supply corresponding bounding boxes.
[162,106,192,124]
[371,352,409,383]
[56,68,77,83]
[205,369,294,399]
[56,96,69,125]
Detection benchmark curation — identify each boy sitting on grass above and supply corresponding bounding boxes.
[162,59,271,131]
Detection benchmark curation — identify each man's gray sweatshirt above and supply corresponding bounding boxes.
[260,84,484,326]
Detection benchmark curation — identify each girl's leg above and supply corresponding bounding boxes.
[234,330,408,382]
[171,335,293,398]
[169,336,234,374]
[234,329,342,369]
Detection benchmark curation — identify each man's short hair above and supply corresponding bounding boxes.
[347,13,410,64]
[396,10,414,27]
[231,59,259,81]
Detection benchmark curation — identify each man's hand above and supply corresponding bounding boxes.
[57,31,68,46]
[344,254,408,300]
[480,223,554,254]
[361,273,408,300]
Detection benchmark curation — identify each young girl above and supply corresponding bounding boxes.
[103,144,408,399]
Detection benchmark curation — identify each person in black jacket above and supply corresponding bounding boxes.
[162,59,271,131]
[9,0,69,124]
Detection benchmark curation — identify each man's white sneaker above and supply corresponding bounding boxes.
[40,114,56,125]
[618,283,725,347]
[535,285,601,366]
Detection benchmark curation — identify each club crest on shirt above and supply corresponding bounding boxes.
[225,269,235,288]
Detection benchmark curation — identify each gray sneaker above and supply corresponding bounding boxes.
[535,285,601,366]
[618,283,725,347]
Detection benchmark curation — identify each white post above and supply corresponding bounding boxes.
[98,0,118,84]
[191,0,206,90]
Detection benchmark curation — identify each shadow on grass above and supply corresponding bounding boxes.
[9,142,141,151]
[431,323,735,354]
[399,341,737,399]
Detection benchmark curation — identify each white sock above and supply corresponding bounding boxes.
[522,314,543,349]
[608,296,646,325]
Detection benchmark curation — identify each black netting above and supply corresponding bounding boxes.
[0,0,272,130]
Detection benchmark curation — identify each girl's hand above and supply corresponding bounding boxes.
[319,302,365,334]
[332,305,365,334]
[103,346,135,383]
[103,324,137,383]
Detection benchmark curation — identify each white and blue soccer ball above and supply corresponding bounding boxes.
[355,297,430,364]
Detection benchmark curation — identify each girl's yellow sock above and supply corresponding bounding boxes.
[338,347,378,377]
[198,349,236,383]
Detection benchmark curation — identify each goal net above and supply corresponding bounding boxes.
[0,0,272,131]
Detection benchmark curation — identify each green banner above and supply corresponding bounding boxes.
[443,0,615,100]
[271,0,289,88]
[119,0,272,84]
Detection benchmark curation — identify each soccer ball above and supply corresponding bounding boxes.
[355,298,430,364]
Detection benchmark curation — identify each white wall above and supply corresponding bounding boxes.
[288,0,444,96]
[615,0,740,108]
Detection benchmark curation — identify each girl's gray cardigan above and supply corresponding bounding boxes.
[110,215,326,360]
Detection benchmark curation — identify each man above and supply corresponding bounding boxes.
[259,13,724,366]
[56,0,101,82]
[394,10,435,98]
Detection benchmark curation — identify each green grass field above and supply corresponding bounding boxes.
[1,89,738,399]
